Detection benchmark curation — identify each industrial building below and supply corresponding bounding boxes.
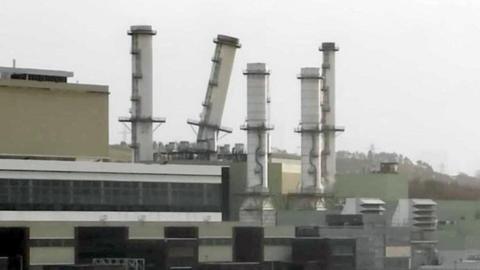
[0,67,109,160]
[0,158,423,270]
[0,24,442,270]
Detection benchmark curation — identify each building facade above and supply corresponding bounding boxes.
[0,67,109,159]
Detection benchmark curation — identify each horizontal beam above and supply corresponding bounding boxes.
[119,116,166,123]
[187,119,233,133]
[240,123,274,131]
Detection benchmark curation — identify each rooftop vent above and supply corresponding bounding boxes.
[380,162,399,174]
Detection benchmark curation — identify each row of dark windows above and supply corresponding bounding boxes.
[0,179,221,212]
[10,73,68,82]
[29,239,74,247]
[23,237,354,249]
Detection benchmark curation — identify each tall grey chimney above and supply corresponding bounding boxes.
[119,25,165,163]
[239,63,275,225]
[319,42,344,192]
[292,67,324,210]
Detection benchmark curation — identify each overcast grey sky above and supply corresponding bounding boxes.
[1,0,479,175]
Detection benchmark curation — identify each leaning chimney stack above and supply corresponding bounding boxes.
[188,35,241,160]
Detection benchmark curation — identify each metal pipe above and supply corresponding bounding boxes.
[308,133,318,190]
[255,132,264,188]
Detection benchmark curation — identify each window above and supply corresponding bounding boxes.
[0,180,9,203]
[104,181,138,206]
[33,180,70,205]
[171,183,203,210]
[142,182,168,207]
[204,184,221,208]
[9,179,29,204]
[73,181,101,204]
[0,179,222,212]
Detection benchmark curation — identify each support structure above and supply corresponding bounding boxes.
[239,63,275,225]
[291,67,324,210]
[319,42,344,193]
[188,35,241,160]
[119,25,165,163]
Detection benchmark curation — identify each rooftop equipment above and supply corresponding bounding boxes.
[391,198,438,268]
[319,42,344,193]
[342,198,386,215]
[380,161,400,174]
[119,25,165,163]
[392,199,438,232]
[187,35,241,160]
[239,63,275,225]
[232,143,245,154]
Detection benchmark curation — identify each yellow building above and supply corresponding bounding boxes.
[0,66,109,159]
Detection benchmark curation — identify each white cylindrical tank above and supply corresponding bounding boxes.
[129,25,156,162]
[243,63,271,191]
[298,67,323,193]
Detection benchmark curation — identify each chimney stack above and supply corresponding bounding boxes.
[120,25,165,163]
[319,42,344,192]
[291,67,324,210]
[239,63,275,225]
[188,35,241,160]
[128,25,157,162]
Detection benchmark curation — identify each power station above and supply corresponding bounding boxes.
[0,25,444,270]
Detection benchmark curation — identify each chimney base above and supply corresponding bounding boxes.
[239,193,276,225]
[288,191,326,211]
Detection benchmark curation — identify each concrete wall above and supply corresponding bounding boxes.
[199,246,232,262]
[0,220,406,268]
[264,246,291,261]
[29,223,74,239]
[229,162,247,221]
[0,221,294,266]
[335,173,409,202]
[28,222,75,265]
[129,223,165,239]
[436,200,480,250]
[270,158,301,194]
[30,247,74,265]
[0,79,109,158]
